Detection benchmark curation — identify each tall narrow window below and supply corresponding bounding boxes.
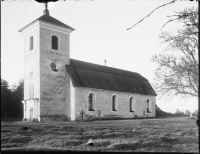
[29,36,34,51]
[88,93,95,111]
[112,95,117,111]
[29,83,34,99]
[130,97,134,112]
[52,35,58,50]
[146,99,151,113]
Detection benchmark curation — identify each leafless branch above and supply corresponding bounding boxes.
[160,17,179,30]
[152,7,198,99]
[127,0,176,30]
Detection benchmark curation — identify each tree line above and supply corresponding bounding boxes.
[1,79,24,119]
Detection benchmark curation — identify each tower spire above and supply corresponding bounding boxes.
[43,2,49,15]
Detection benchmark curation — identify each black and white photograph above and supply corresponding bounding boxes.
[1,0,199,152]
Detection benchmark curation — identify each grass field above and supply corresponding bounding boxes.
[1,117,199,152]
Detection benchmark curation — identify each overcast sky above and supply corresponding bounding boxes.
[1,0,198,113]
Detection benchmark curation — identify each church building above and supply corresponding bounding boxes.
[20,5,157,122]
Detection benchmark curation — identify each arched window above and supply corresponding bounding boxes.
[146,99,151,113]
[52,35,58,50]
[88,93,95,111]
[130,97,134,112]
[29,36,34,51]
[29,83,34,99]
[112,95,117,111]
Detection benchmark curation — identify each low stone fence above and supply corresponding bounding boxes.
[40,115,68,122]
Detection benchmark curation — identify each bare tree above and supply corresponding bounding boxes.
[152,7,198,99]
[127,0,199,31]
[126,0,199,135]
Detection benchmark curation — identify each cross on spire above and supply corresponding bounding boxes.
[43,2,49,15]
[35,0,58,15]
[104,59,107,66]
[45,2,48,10]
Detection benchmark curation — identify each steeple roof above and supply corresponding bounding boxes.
[19,14,75,32]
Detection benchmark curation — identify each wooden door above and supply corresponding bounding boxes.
[30,107,33,120]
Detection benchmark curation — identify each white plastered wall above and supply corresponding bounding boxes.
[70,79,75,121]
[74,87,156,119]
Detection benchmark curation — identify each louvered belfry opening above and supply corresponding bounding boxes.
[88,93,95,111]
[52,35,58,50]
[112,95,117,111]
[29,36,33,51]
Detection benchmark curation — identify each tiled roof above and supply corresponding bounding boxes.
[19,14,75,32]
[66,59,157,96]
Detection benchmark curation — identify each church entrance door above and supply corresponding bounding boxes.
[30,107,33,120]
[97,110,101,119]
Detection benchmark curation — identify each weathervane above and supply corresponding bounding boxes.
[35,0,58,15]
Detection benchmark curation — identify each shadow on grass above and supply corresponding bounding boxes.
[8,136,33,143]
[1,143,24,149]
[106,140,141,151]
[28,138,86,148]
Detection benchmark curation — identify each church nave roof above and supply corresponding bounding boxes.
[66,59,157,96]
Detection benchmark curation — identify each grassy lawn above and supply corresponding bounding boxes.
[1,117,199,152]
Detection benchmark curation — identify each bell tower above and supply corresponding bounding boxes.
[20,3,75,121]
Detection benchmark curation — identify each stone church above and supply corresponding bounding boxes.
[20,6,157,122]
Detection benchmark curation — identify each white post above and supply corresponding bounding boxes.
[34,99,37,120]
[33,99,36,119]
[70,79,75,121]
[35,98,39,121]
[34,99,37,119]
[190,112,193,117]
[30,100,34,119]
[37,99,40,121]
[21,100,26,120]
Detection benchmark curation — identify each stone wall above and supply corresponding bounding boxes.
[40,115,68,122]
[39,25,71,117]
[74,87,156,120]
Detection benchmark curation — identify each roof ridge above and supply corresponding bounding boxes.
[69,59,148,81]
[67,65,147,82]
[39,15,75,30]
[19,14,75,32]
